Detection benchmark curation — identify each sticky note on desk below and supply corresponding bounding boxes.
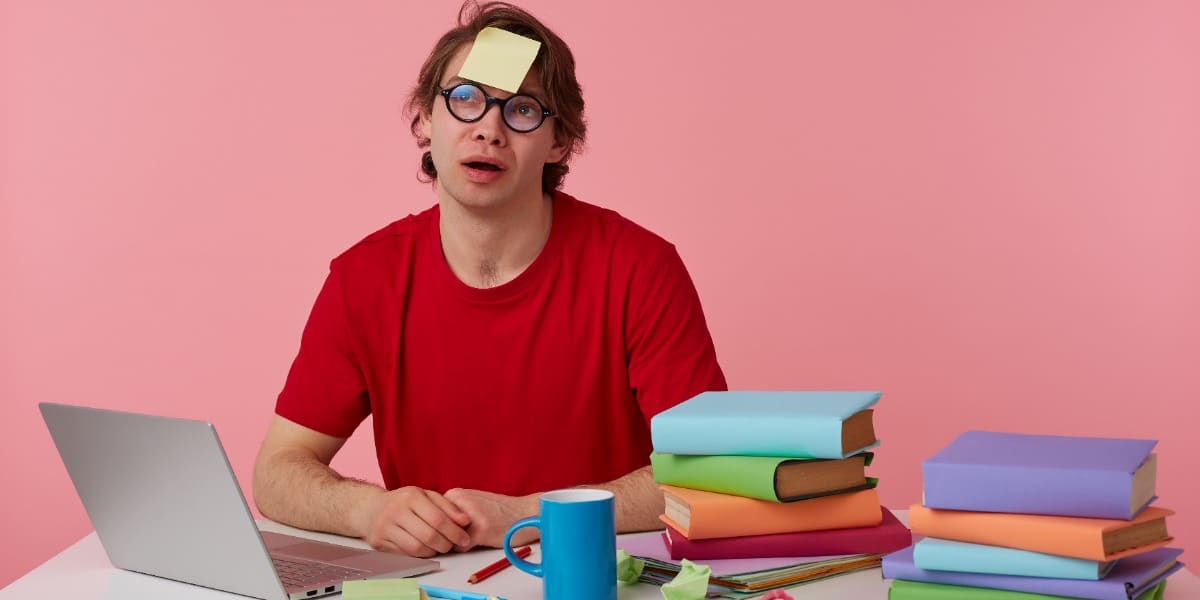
[457,27,541,93]
[342,578,423,600]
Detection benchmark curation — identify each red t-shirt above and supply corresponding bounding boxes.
[275,192,726,495]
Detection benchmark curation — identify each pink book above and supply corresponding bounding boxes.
[663,506,911,560]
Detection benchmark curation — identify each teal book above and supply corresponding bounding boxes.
[887,580,1168,600]
[649,451,877,502]
[649,391,881,458]
[913,538,1114,580]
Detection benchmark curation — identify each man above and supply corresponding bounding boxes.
[253,1,726,558]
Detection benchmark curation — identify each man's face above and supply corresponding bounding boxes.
[420,43,568,211]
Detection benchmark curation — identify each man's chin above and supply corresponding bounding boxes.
[440,182,526,212]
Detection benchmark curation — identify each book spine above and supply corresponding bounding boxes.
[922,462,1132,519]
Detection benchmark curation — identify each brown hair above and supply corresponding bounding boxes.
[406,1,586,193]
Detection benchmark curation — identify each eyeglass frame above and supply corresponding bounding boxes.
[438,81,555,133]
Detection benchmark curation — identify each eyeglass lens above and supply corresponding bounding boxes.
[444,83,547,132]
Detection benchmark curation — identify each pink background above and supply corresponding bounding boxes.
[4,0,1198,588]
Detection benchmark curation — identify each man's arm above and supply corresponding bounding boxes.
[444,465,663,548]
[583,465,664,533]
[252,415,473,557]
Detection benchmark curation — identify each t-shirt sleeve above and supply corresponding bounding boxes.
[274,265,371,437]
[626,243,728,424]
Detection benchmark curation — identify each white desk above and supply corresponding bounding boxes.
[4,513,1198,599]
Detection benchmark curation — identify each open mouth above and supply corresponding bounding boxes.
[465,161,503,171]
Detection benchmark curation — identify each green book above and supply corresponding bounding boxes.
[650,451,876,502]
[887,580,1167,600]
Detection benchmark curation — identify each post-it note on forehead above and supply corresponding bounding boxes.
[457,27,541,94]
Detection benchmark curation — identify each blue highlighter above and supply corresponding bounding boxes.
[420,584,505,600]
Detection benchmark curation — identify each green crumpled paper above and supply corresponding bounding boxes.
[616,549,645,584]
[660,559,711,600]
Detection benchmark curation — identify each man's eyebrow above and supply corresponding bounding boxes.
[441,76,548,100]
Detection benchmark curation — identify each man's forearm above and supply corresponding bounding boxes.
[253,449,384,538]
[582,465,664,533]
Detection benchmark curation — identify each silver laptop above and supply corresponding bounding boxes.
[39,402,439,600]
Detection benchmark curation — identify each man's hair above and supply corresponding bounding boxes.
[406,1,586,193]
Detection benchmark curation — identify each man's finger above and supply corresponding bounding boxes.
[428,490,473,527]
[382,525,439,558]
[410,494,472,549]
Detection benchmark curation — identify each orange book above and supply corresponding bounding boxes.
[908,504,1174,562]
[659,485,882,540]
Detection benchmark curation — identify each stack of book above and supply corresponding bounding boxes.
[884,431,1184,600]
[646,391,911,574]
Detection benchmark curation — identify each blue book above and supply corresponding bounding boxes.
[649,391,880,458]
[914,538,1115,580]
[883,546,1184,600]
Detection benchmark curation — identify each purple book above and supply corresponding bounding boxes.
[922,431,1157,519]
[883,546,1184,600]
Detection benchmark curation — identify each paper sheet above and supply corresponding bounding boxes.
[342,578,421,600]
[457,27,541,93]
[616,531,850,577]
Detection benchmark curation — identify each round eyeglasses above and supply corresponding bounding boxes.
[439,82,554,133]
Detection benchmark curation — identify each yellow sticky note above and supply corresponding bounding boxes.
[457,27,541,93]
[341,578,421,600]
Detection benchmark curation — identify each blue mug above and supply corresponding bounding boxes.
[503,489,616,600]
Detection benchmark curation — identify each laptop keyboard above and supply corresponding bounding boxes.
[272,556,369,588]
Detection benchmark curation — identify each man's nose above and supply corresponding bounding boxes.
[472,105,507,146]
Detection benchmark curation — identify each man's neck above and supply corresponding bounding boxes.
[438,191,554,289]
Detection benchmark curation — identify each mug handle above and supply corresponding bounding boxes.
[503,516,543,578]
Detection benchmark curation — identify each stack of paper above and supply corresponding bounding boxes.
[617,531,878,599]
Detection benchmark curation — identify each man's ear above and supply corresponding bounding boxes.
[419,109,432,140]
[546,135,570,164]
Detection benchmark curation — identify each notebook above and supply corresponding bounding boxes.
[39,402,439,600]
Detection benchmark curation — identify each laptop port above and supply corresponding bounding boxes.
[325,587,336,593]
[306,591,317,597]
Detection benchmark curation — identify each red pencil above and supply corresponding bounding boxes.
[468,546,532,584]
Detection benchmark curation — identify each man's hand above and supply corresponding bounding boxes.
[355,486,474,558]
[444,488,539,548]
